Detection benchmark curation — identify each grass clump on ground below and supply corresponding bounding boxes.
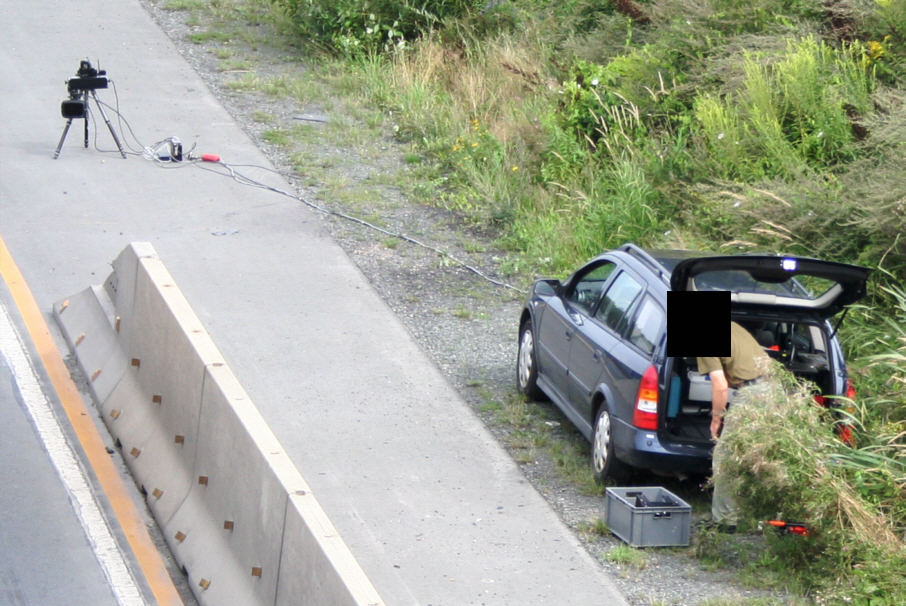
[717,361,906,604]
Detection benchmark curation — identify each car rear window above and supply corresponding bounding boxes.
[628,297,663,355]
[691,270,832,300]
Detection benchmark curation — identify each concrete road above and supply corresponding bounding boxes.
[0,1,627,604]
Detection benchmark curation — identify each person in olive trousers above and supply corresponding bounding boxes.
[697,321,770,532]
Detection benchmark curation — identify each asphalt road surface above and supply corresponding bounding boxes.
[0,297,126,605]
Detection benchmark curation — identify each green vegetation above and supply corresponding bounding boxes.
[604,543,649,569]
[171,0,906,601]
[272,0,484,54]
[719,358,906,604]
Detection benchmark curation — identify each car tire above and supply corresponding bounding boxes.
[517,321,544,400]
[592,406,630,483]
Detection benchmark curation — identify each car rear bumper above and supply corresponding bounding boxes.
[612,418,713,473]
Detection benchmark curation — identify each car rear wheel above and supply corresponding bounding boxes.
[517,322,544,400]
[592,407,630,483]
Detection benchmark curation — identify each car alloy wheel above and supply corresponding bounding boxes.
[592,407,629,483]
[593,409,612,474]
[517,323,543,400]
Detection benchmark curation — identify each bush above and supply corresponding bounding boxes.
[716,363,906,604]
[271,0,484,54]
[555,59,648,151]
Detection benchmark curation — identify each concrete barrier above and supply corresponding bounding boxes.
[55,243,383,606]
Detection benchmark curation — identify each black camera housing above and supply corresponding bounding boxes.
[61,98,87,119]
[61,60,108,118]
[67,60,108,94]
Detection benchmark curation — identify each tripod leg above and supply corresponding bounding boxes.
[90,91,127,159]
[83,112,89,148]
[53,119,74,159]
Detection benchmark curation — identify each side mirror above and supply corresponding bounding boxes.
[533,279,561,297]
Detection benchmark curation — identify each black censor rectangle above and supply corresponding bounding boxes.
[666,291,730,357]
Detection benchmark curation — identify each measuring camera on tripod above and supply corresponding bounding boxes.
[54,60,126,159]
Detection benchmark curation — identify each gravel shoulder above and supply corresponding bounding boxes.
[137,2,790,604]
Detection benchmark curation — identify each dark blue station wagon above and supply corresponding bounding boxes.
[516,243,869,481]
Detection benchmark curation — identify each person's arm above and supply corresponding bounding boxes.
[709,369,729,439]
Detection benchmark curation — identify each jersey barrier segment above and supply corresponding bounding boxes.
[55,242,383,606]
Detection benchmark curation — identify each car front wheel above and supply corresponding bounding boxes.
[592,406,630,483]
[517,322,544,400]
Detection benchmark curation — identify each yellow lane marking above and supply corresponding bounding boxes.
[0,236,184,606]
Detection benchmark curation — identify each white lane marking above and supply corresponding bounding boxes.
[0,302,147,606]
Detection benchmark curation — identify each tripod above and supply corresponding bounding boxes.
[53,88,126,159]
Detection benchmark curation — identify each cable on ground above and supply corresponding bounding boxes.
[90,89,524,294]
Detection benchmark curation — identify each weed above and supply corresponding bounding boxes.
[217,58,253,72]
[188,30,233,44]
[549,441,600,495]
[162,0,204,11]
[604,544,648,569]
[501,392,528,427]
[251,111,275,124]
[261,129,290,145]
[699,598,805,606]
[477,399,502,414]
[452,306,471,319]
[225,72,323,103]
[580,517,608,536]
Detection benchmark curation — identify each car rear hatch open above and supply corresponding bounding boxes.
[669,255,870,319]
[662,254,870,446]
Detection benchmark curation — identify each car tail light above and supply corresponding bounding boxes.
[836,377,858,446]
[633,365,659,430]
[814,378,857,408]
[836,423,854,446]
[845,378,856,400]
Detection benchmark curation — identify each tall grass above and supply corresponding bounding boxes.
[351,10,892,277]
[717,275,906,601]
[717,362,906,604]
[695,36,873,180]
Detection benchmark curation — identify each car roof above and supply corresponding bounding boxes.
[611,244,701,289]
[647,249,706,272]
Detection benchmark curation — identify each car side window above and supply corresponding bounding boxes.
[567,261,616,314]
[595,271,643,334]
[627,296,664,356]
